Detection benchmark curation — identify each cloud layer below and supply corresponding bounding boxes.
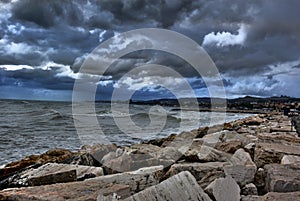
[0,0,299,100]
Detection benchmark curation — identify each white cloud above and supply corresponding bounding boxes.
[202,24,247,47]
[0,64,34,71]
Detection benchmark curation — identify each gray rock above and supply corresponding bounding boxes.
[281,155,300,165]
[184,145,231,162]
[124,171,212,201]
[9,163,104,186]
[224,165,256,187]
[101,147,174,174]
[264,163,300,192]
[254,142,300,168]
[230,148,256,166]
[0,166,164,200]
[224,149,257,187]
[205,175,240,201]
[165,162,228,188]
[242,183,258,195]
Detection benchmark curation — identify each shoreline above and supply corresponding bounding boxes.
[1,112,300,200]
[0,111,256,168]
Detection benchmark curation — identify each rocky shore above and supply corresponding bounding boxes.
[0,113,300,201]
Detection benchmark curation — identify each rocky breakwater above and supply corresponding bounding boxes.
[0,114,300,201]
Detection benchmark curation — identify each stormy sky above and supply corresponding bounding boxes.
[0,0,299,101]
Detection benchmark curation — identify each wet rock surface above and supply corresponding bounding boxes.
[0,114,300,200]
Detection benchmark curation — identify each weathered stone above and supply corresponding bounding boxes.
[281,155,300,165]
[215,140,243,154]
[184,145,231,162]
[264,163,300,192]
[205,175,240,201]
[156,146,183,161]
[165,162,227,180]
[224,149,257,187]
[161,130,198,148]
[224,165,257,187]
[254,141,300,168]
[124,171,212,201]
[262,191,300,201]
[230,148,256,166]
[0,148,75,178]
[0,183,130,201]
[0,166,163,200]
[242,183,258,195]
[101,150,173,174]
[84,144,118,165]
[165,162,228,188]
[4,163,104,188]
[130,144,161,158]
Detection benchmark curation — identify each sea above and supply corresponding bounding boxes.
[0,99,253,166]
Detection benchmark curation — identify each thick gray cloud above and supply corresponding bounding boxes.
[0,0,299,100]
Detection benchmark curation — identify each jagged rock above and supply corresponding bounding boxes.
[254,137,300,168]
[264,163,300,192]
[165,162,228,188]
[156,146,183,161]
[0,166,164,200]
[161,130,199,147]
[0,183,130,201]
[83,144,118,165]
[281,155,300,165]
[224,149,257,187]
[205,175,240,201]
[184,145,231,162]
[242,183,258,195]
[101,149,173,174]
[0,148,75,178]
[7,163,104,187]
[230,148,256,166]
[130,144,161,157]
[124,171,212,201]
[262,191,300,200]
[215,140,243,154]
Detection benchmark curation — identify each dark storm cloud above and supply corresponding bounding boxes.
[0,0,299,99]
[0,67,74,90]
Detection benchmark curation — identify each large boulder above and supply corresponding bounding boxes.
[5,163,104,188]
[264,163,300,192]
[101,149,173,174]
[124,171,212,201]
[205,175,240,201]
[184,145,231,162]
[281,155,300,165]
[224,149,257,187]
[0,148,75,178]
[0,166,164,200]
[254,142,300,168]
[165,162,228,188]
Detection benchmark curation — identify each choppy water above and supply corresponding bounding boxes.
[0,99,252,165]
